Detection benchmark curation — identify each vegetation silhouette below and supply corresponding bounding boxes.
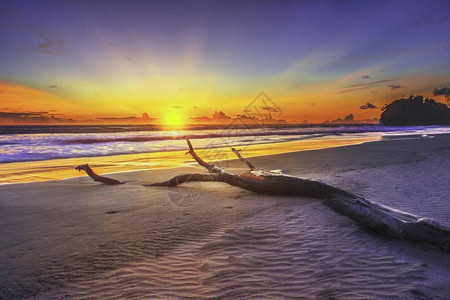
[380,95,450,126]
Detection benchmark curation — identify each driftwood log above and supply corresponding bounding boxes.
[149,138,450,251]
[75,164,123,185]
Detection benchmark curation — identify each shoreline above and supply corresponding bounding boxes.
[0,134,380,184]
[1,133,449,299]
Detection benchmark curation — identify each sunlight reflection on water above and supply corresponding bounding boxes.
[0,125,449,183]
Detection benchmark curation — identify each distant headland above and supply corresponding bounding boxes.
[380,95,450,126]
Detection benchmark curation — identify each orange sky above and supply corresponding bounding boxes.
[1,74,448,126]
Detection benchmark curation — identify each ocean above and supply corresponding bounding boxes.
[1,124,449,164]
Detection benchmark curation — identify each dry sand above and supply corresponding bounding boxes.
[1,134,449,299]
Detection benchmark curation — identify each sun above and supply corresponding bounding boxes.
[162,109,185,129]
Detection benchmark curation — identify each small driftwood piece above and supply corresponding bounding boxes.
[150,138,450,251]
[75,164,123,185]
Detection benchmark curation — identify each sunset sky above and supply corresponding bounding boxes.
[1,0,449,125]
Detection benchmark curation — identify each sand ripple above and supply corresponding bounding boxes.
[41,199,448,299]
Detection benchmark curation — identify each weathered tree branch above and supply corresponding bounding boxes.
[184,137,224,173]
[151,139,450,251]
[231,147,257,170]
[75,164,123,185]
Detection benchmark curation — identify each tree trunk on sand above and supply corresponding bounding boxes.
[148,138,450,251]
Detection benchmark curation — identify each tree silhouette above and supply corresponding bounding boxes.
[380,95,450,126]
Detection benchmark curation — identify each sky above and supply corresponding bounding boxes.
[0,0,449,125]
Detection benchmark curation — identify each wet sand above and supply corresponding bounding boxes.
[1,134,449,299]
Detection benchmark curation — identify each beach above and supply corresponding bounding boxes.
[1,134,449,299]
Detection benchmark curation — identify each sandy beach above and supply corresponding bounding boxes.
[1,134,449,299]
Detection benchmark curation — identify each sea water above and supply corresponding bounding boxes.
[1,124,449,163]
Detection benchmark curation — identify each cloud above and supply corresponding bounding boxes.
[433,86,450,96]
[190,111,231,122]
[24,24,66,55]
[37,40,65,55]
[361,75,370,79]
[340,79,393,93]
[191,110,287,124]
[413,15,447,27]
[0,111,74,124]
[0,112,43,118]
[172,105,183,109]
[344,113,354,121]
[324,113,378,124]
[212,111,231,120]
[48,85,59,88]
[362,118,380,123]
[261,106,281,113]
[190,116,212,122]
[0,110,158,124]
[96,112,156,123]
[344,80,392,89]
[388,84,402,90]
[360,102,377,109]
[324,113,354,123]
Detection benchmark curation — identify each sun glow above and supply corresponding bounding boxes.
[162,109,186,129]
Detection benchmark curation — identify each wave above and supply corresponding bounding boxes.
[0,123,382,135]
[0,125,407,146]
[57,131,341,145]
[0,125,449,163]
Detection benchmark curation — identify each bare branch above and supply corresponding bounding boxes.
[184,137,224,173]
[75,164,122,185]
[231,148,256,170]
